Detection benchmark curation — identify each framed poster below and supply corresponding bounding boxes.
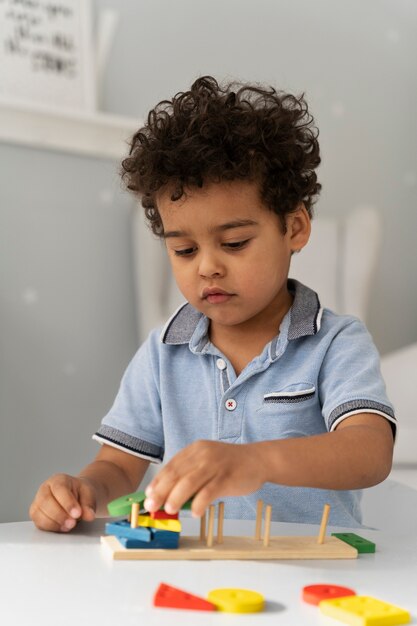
[0,0,96,112]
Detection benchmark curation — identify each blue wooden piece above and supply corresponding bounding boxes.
[118,528,180,550]
[105,520,152,542]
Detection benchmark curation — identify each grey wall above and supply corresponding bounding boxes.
[99,0,417,354]
[1,0,416,521]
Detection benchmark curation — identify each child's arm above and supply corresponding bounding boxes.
[29,445,150,532]
[143,413,393,518]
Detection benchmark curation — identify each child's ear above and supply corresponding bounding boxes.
[287,204,311,252]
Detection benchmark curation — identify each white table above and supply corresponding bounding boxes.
[1,480,416,625]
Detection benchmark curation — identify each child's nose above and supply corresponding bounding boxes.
[198,251,225,278]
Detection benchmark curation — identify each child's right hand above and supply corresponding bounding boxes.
[29,474,97,533]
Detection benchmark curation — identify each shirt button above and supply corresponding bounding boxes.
[216,358,227,370]
[225,399,237,411]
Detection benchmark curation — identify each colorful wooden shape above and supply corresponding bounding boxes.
[137,514,181,533]
[117,531,179,550]
[332,533,376,553]
[107,491,194,518]
[150,510,179,520]
[302,584,356,605]
[153,583,217,611]
[207,588,265,613]
[319,595,411,625]
[101,533,358,560]
[150,529,180,547]
[105,520,151,541]
[107,491,146,517]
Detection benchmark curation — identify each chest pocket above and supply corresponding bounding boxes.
[252,383,318,441]
[263,385,316,404]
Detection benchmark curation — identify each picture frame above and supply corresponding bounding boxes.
[0,0,96,112]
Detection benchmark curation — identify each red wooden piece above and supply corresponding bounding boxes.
[302,584,356,605]
[150,510,179,520]
[153,583,217,611]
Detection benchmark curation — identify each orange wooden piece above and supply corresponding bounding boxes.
[153,583,217,611]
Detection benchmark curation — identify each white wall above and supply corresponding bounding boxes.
[1,0,416,521]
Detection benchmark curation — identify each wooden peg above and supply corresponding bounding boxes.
[130,502,139,529]
[317,503,331,544]
[200,511,206,541]
[255,499,263,540]
[206,505,215,547]
[263,504,272,547]
[217,502,224,544]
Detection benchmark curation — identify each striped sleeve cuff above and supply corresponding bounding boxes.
[92,425,163,463]
[328,400,397,439]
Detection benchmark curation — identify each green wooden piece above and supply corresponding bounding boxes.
[332,532,376,553]
[107,491,146,517]
[107,490,194,517]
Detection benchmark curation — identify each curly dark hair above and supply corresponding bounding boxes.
[121,76,321,235]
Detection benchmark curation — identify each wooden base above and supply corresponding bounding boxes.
[101,534,358,560]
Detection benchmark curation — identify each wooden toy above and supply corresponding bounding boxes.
[105,520,152,542]
[332,533,376,553]
[207,588,265,613]
[117,530,179,550]
[153,583,217,611]
[107,491,146,517]
[302,584,356,605]
[101,499,359,561]
[135,514,181,533]
[107,490,192,517]
[319,595,411,625]
[317,503,330,544]
[150,510,179,520]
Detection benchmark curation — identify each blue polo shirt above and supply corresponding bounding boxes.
[93,280,396,527]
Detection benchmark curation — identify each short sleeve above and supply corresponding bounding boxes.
[93,330,164,463]
[319,319,396,438]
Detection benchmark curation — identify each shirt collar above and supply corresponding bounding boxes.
[160,279,322,346]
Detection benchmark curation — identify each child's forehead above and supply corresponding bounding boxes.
[157,180,282,237]
[157,179,264,214]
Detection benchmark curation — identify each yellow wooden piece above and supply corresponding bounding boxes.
[207,588,265,613]
[319,595,411,626]
[101,533,357,560]
[137,515,181,533]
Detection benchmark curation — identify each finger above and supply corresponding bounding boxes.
[190,481,221,517]
[163,470,214,515]
[78,482,96,521]
[30,485,76,533]
[30,504,66,533]
[49,477,83,519]
[144,463,183,512]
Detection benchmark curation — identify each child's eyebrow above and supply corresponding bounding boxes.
[163,219,258,239]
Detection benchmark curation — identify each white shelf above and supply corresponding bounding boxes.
[0,98,141,160]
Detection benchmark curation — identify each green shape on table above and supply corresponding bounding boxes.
[332,532,376,553]
[107,491,147,517]
[107,490,194,517]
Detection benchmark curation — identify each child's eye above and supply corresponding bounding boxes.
[174,247,196,257]
[223,239,251,250]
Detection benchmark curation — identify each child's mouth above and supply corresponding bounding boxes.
[205,293,233,304]
[202,287,234,304]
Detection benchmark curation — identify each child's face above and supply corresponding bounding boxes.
[158,180,309,333]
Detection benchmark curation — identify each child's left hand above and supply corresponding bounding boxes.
[143,440,265,518]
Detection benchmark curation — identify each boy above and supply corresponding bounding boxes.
[30,76,395,533]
